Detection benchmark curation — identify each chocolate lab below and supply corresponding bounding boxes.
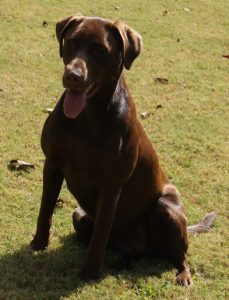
[30,15,193,286]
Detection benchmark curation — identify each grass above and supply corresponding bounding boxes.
[0,0,228,299]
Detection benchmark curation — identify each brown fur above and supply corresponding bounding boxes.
[31,15,193,286]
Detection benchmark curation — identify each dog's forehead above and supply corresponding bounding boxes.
[70,17,114,40]
[81,16,113,27]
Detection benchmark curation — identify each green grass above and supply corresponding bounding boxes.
[0,0,228,299]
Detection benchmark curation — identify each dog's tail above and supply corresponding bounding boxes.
[187,211,217,234]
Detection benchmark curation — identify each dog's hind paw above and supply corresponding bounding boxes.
[176,270,193,286]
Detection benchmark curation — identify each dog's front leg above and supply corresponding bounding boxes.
[80,186,121,280]
[30,160,64,251]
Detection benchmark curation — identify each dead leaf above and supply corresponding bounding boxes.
[56,198,65,209]
[222,55,229,59]
[43,108,53,114]
[42,21,48,28]
[140,112,150,119]
[155,78,169,85]
[8,160,35,172]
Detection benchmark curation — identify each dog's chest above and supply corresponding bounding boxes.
[48,124,123,185]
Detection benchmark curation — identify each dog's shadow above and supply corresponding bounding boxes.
[0,234,173,299]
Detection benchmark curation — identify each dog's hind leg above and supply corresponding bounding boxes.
[149,184,193,286]
[72,207,94,245]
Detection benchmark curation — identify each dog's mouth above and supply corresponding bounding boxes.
[63,83,97,119]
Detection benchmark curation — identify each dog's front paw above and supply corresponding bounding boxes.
[176,269,193,286]
[80,265,100,281]
[30,235,48,251]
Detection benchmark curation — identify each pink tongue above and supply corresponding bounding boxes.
[63,89,86,119]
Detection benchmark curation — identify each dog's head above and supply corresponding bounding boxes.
[55,15,142,119]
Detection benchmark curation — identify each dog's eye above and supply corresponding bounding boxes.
[66,39,75,48]
[93,44,109,56]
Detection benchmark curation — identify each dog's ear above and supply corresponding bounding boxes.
[56,15,83,57]
[114,21,142,70]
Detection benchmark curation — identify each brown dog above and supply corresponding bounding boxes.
[30,15,192,286]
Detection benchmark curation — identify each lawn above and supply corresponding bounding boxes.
[0,0,228,299]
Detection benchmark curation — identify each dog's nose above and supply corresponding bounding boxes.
[65,68,84,83]
[63,66,84,87]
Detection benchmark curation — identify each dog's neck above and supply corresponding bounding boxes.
[89,73,130,119]
[107,75,129,119]
[59,73,134,128]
